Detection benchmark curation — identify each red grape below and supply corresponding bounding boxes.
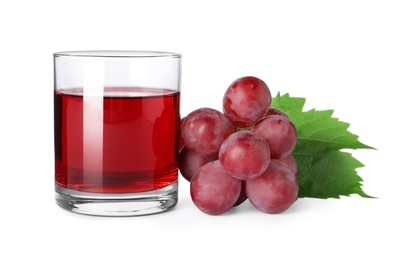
[280,154,297,174]
[190,161,241,215]
[223,76,272,127]
[252,115,297,159]
[234,181,247,207]
[179,147,217,182]
[246,160,298,214]
[219,130,270,180]
[266,108,289,118]
[181,108,234,156]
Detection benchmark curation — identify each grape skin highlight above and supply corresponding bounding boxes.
[223,76,272,127]
[181,108,234,156]
[219,130,270,180]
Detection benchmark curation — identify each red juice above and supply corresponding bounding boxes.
[54,87,180,193]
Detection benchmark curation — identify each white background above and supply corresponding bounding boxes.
[0,0,408,259]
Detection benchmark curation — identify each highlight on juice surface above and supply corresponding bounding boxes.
[54,51,181,216]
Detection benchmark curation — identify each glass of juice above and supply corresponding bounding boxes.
[54,51,181,216]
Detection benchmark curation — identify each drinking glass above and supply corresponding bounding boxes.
[54,51,181,216]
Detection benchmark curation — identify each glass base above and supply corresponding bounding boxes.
[55,182,178,217]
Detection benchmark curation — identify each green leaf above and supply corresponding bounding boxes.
[271,93,373,198]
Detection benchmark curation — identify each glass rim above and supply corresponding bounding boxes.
[53,50,181,58]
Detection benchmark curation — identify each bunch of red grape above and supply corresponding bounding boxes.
[179,76,298,215]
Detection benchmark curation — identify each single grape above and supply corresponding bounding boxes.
[181,108,234,156]
[179,147,217,182]
[280,154,297,174]
[252,115,297,159]
[234,181,247,207]
[219,130,270,180]
[223,76,272,127]
[190,161,241,215]
[266,108,289,119]
[246,159,298,214]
